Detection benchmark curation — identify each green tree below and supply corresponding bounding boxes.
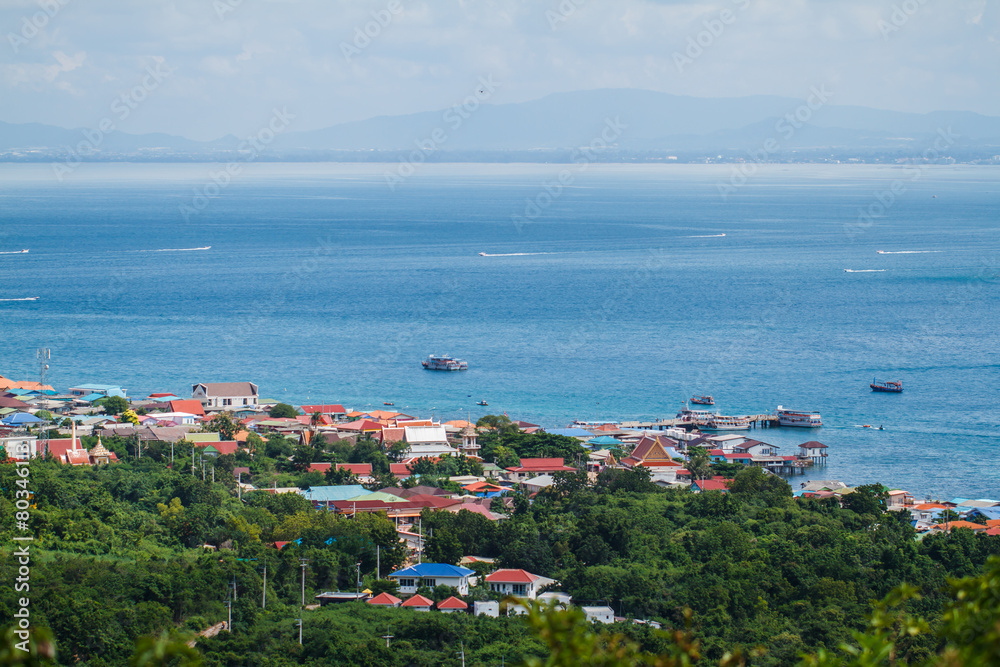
[686,447,712,482]
[97,395,129,416]
[204,413,238,441]
[268,403,298,419]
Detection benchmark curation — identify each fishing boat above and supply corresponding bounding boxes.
[383,402,394,406]
[775,407,823,427]
[476,400,488,406]
[690,395,714,405]
[421,354,468,371]
[870,378,902,393]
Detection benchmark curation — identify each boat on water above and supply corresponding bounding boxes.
[476,400,488,406]
[871,378,902,393]
[675,406,718,425]
[775,407,823,428]
[675,406,749,430]
[690,395,714,405]
[700,414,751,431]
[422,354,468,371]
[383,402,394,406]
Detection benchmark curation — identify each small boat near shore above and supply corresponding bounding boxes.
[690,395,714,405]
[871,378,902,393]
[476,400,488,406]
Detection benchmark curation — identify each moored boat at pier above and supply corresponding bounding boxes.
[775,407,823,427]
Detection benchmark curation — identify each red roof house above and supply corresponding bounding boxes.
[300,404,347,415]
[484,569,553,599]
[505,457,576,481]
[400,594,434,611]
[692,476,732,493]
[367,592,403,607]
[168,399,206,417]
[437,596,468,613]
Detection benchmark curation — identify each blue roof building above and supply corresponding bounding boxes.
[388,563,476,596]
[302,485,369,504]
[69,384,127,398]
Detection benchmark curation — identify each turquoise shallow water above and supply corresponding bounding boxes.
[0,162,998,498]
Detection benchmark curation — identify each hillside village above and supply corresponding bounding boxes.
[4,373,999,624]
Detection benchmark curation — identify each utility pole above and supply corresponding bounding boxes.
[300,558,309,606]
[170,440,174,466]
[376,544,380,580]
[225,598,232,632]
[381,624,393,648]
[355,561,361,598]
[457,640,465,667]
[297,617,302,645]
[262,559,267,609]
[212,466,215,483]
[232,575,237,601]
[418,517,422,564]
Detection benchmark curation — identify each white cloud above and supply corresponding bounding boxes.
[0,0,996,139]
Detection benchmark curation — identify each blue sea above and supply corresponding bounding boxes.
[1,162,998,499]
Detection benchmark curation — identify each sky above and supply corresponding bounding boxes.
[0,0,996,141]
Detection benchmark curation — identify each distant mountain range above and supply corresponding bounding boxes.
[3,89,1000,158]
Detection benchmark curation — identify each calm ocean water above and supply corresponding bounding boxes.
[1,162,998,499]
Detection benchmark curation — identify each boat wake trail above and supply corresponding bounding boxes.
[876,250,941,254]
[844,269,887,273]
[0,296,39,302]
[143,246,212,252]
[686,233,726,238]
[478,252,555,257]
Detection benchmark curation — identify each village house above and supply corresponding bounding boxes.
[400,594,434,612]
[798,441,829,465]
[366,592,402,608]
[504,457,576,483]
[388,563,475,596]
[582,606,615,624]
[192,382,258,411]
[437,596,469,614]
[402,424,459,458]
[484,569,556,600]
[68,384,127,399]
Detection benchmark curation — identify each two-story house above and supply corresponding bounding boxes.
[387,563,475,596]
[192,382,258,411]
